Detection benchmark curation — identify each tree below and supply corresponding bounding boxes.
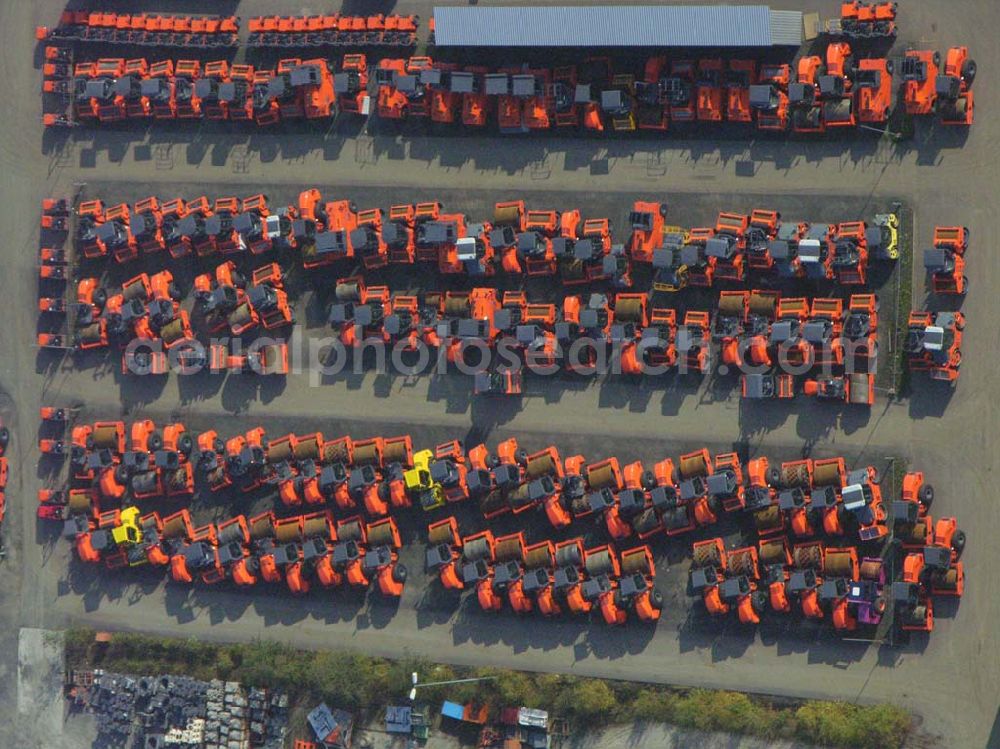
[556,679,617,723]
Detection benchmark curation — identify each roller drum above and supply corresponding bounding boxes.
[823,551,854,577]
[812,461,842,487]
[335,280,361,302]
[753,505,782,534]
[728,549,757,577]
[493,204,522,227]
[160,318,184,343]
[621,549,650,575]
[217,522,245,546]
[228,304,253,328]
[859,560,882,580]
[935,568,960,589]
[267,440,293,464]
[444,297,470,317]
[792,543,823,570]
[748,291,777,318]
[68,490,93,514]
[427,522,454,546]
[353,442,381,466]
[367,521,394,547]
[337,519,364,543]
[898,522,927,545]
[293,436,321,461]
[679,452,708,479]
[122,278,147,302]
[525,453,555,479]
[302,517,329,539]
[162,514,189,539]
[496,536,523,563]
[717,294,744,316]
[781,464,811,488]
[614,297,643,323]
[587,462,615,490]
[525,545,553,570]
[323,441,352,465]
[585,549,614,577]
[463,536,491,562]
[274,522,301,544]
[92,425,119,449]
[249,514,274,540]
[383,439,409,465]
[554,543,582,569]
[692,542,722,569]
[758,541,786,566]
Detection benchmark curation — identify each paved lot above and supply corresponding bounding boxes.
[2,0,999,747]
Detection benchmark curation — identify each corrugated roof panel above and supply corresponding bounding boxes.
[769,10,804,46]
[432,5,782,48]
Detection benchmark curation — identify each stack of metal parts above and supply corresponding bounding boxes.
[89,670,139,743]
[203,680,248,749]
[141,675,209,734]
[77,670,289,749]
[249,687,290,749]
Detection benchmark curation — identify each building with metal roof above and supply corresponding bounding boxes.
[432,5,803,48]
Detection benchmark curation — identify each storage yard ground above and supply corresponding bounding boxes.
[0,1,998,748]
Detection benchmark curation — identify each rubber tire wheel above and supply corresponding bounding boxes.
[393,564,408,584]
[751,590,767,615]
[177,433,194,456]
[960,276,969,295]
[641,470,657,491]
[148,432,163,451]
[953,350,962,368]
[873,596,887,616]
[213,437,224,454]
[0,427,8,451]
[515,448,528,466]
[952,530,966,558]
[168,283,182,302]
[649,590,664,610]
[232,271,246,289]
[918,484,934,508]
[885,59,894,76]
[869,467,881,485]
[114,465,129,484]
[93,287,108,309]
[962,60,977,85]
[933,51,941,67]
[766,467,782,487]
[85,435,95,450]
